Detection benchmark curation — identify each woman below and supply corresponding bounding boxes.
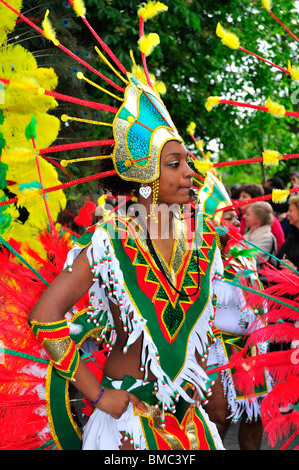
[243,202,277,271]
[238,184,285,251]
[28,73,224,450]
[198,177,270,450]
[205,209,270,450]
[278,195,299,271]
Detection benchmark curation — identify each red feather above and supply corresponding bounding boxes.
[0,227,88,449]
[74,200,96,227]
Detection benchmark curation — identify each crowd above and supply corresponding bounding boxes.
[226,172,299,277]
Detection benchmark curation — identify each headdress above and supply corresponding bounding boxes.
[112,72,182,183]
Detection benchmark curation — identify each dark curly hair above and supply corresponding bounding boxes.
[97,139,140,197]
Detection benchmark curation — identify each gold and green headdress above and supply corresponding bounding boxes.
[112,72,182,183]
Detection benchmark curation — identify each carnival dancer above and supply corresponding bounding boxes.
[24,1,224,450]
[197,173,271,449]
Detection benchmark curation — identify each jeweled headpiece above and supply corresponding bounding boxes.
[113,73,182,183]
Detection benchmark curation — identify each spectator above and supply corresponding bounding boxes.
[278,195,299,272]
[238,183,285,250]
[243,202,277,271]
[263,181,290,237]
[290,171,299,191]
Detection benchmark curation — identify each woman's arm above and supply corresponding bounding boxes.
[28,248,147,418]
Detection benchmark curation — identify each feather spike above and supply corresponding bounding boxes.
[42,10,60,46]
[138,33,160,57]
[193,160,214,173]
[272,188,290,204]
[205,96,221,112]
[73,0,86,17]
[216,23,240,50]
[261,0,272,11]
[137,1,168,22]
[288,61,299,82]
[187,122,196,135]
[262,149,282,166]
[265,97,286,117]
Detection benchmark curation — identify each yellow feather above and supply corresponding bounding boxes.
[138,33,160,57]
[130,63,166,94]
[0,0,23,46]
[42,10,60,45]
[153,80,166,95]
[261,0,272,11]
[196,140,203,150]
[193,160,214,173]
[97,194,107,207]
[137,1,168,22]
[272,189,290,204]
[0,44,37,78]
[73,0,86,17]
[262,149,282,166]
[288,61,299,81]
[2,113,60,150]
[216,23,240,50]
[205,96,221,112]
[265,97,286,117]
[187,122,196,135]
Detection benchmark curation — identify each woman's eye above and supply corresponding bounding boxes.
[167,161,180,168]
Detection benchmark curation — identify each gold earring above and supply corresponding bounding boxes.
[147,179,159,222]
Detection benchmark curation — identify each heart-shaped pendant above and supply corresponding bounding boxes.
[139,185,152,199]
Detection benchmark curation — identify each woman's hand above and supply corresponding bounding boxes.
[189,384,200,408]
[280,258,297,272]
[96,388,147,419]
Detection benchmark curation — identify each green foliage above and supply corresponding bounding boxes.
[84,0,298,188]
[15,0,299,195]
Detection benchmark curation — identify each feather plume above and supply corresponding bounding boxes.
[205,96,220,112]
[73,0,86,17]
[216,23,240,50]
[74,200,96,227]
[138,33,160,57]
[272,188,290,204]
[228,245,258,258]
[265,97,286,117]
[0,0,23,45]
[153,80,166,95]
[287,61,299,81]
[137,1,168,22]
[261,377,299,447]
[262,149,281,166]
[261,0,272,11]
[193,160,214,173]
[42,10,60,46]
[187,122,196,135]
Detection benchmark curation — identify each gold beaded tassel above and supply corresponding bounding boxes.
[146,179,159,223]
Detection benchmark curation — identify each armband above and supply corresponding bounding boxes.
[30,319,80,381]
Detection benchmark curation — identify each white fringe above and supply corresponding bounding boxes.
[65,225,224,412]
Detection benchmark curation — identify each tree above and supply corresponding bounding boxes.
[9,0,299,192]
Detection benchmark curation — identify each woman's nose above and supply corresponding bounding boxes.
[184,162,194,179]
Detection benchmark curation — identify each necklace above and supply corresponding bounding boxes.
[137,211,201,298]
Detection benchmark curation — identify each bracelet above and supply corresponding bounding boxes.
[30,319,80,381]
[90,387,104,405]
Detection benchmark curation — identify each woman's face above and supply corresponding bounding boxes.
[221,210,240,228]
[157,140,194,206]
[238,191,251,202]
[220,210,240,247]
[287,203,299,228]
[243,206,260,229]
[290,175,299,188]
